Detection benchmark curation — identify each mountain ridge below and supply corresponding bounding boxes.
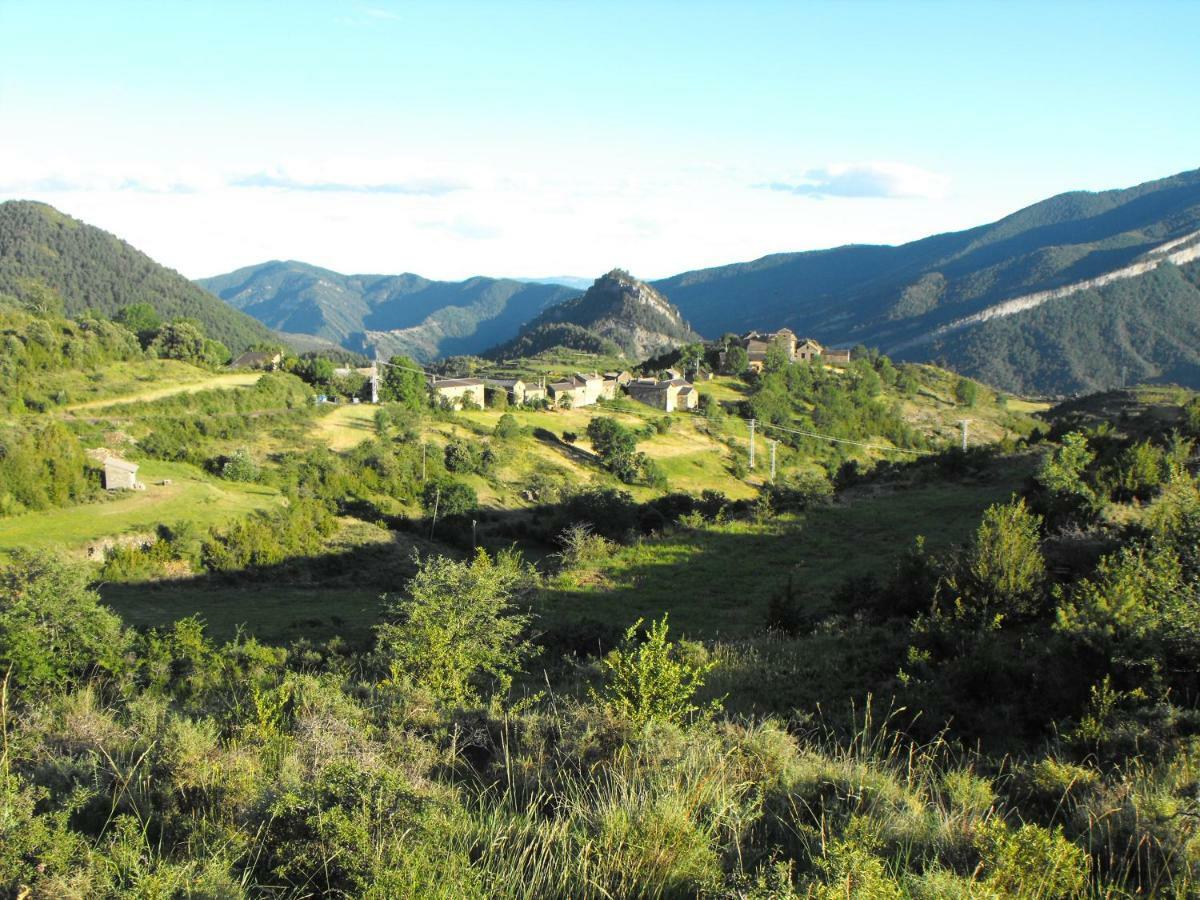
[199,260,578,362]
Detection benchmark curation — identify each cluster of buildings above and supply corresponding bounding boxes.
[426,368,699,413]
[423,330,849,413]
[726,328,852,373]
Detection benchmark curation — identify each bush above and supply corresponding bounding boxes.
[0,550,127,693]
[220,447,260,482]
[493,413,520,439]
[593,615,716,727]
[375,548,535,704]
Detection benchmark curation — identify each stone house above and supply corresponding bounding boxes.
[548,372,605,408]
[627,377,698,413]
[429,377,486,408]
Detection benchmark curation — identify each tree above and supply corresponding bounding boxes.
[493,413,520,440]
[151,320,207,362]
[0,550,127,693]
[421,478,477,516]
[956,498,1047,622]
[379,355,427,409]
[592,615,715,727]
[296,356,336,386]
[955,377,978,407]
[763,340,790,374]
[586,417,637,460]
[443,439,477,473]
[115,301,162,346]
[374,549,535,705]
[486,386,509,410]
[678,342,705,377]
[722,344,749,375]
[221,448,261,482]
[1037,431,1101,522]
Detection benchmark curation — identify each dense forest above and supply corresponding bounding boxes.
[484,321,623,360]
[0,201,273,352]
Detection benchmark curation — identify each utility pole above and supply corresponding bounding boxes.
[429,486,440,540]
[769,439,777,481]
[748,418,756,469]
[471,518,477,548]
[421,442,427,481]
[959,419,969,451]
[370,357,379,405]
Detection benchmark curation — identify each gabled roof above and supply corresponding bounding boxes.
[104,456,139,473]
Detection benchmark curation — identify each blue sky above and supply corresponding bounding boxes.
[2,1,1197,280]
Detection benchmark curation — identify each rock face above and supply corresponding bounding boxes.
[517,269,701,359]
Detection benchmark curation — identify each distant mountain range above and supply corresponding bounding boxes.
[5,167,1200,394]
[652,167,1200,393]
[198,261,579,362]
[0,201,272,352]
[485,269,700,360]
[195,168,1200,393]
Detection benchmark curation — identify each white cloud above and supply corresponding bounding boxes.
[0,152,990,283]
[762,162,950,199]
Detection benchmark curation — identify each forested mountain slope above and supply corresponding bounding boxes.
[652,167,1200,392]
[199,260,578,362]
[0,201,273,352]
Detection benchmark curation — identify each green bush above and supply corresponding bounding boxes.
[593,615,716,727]
[375,548,535,705]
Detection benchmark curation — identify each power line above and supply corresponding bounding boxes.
[754,419,936,456]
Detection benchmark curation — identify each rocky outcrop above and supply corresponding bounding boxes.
[516,269,700,359]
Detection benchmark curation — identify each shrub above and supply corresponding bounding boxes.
[375,548,536,705]
[593,615,716,727]
[220,447,260,482]
[493,413,520,440]
[0,550,127,693]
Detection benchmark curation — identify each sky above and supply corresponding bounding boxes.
[2,0,1198,282]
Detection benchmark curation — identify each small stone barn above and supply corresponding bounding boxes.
[102,456,143,491]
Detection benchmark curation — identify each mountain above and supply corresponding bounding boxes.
[0,201,273,352]
[651,168,1200,394]
[198,261,579,362]
[487,269,701,360]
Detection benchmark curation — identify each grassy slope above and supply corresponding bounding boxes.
[539,460,1031,640]
[0,459,282,555]
[4,354,1043,645]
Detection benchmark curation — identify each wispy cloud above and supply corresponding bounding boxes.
[0,173,199,194]
[360,6,402,21]
[760,162,949,199]
[230,171,465,196]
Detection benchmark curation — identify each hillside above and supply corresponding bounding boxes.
[199,260,578,362]
[0,201,273,352]
[489,269,700,360]
[652,167,1200,393]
